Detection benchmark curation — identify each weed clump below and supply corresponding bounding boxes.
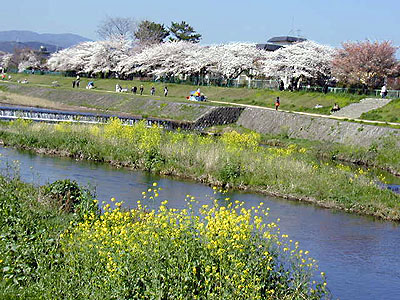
[41,179,96,214]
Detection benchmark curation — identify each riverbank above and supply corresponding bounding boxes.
[208,124,400,176]
[0,174,327,299]
[0,83,219,121]
[2,81,400,148]
[0,119,399,221]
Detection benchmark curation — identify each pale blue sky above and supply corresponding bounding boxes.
[1,0,399,50]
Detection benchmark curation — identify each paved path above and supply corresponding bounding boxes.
[332,98,392,119]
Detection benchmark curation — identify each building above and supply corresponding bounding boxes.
[256,36,306,51]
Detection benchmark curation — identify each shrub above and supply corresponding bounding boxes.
[219,160,241,183]
[41,179,96,214]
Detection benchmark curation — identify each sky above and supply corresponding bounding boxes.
[0,0,399,50]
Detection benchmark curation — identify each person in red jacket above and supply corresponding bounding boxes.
[275,97,280,111]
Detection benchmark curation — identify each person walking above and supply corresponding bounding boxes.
[164,86,168,97]
[139,84,144,95]
[381,85,387,99]
[132,86,137,94]
[275,97,280,111]
[150,86,156,96]
[72,80,76,88]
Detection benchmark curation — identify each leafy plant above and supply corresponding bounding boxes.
[41,179,96,214]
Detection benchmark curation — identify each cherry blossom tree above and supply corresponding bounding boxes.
[332,40,398,89]
[119,41,205,78]
[48,38,133,76]
[2,48,43,72]
[0,52,13,70]
[47,42,93,72]
[261,41,334,89]
[208,43,265,80]
[85,38,132,75]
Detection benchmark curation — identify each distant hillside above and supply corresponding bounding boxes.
[0,30,91,49]
[0,41,59,53]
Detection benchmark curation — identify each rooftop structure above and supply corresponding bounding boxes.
[256,35,307,51]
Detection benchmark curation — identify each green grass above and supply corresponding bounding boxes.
[0,82,219,121]
[214,89,365,114]
[360,98,400,123]
[2,73,373,116]
[0,175,97,298]
[1,119,398,221]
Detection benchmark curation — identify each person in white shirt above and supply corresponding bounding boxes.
[381,85,387,99]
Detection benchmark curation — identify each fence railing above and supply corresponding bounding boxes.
[327,87,400,99]
[0,105,189,130]
[230,79,400,98]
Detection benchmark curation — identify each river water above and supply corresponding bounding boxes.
[1,146,399,300]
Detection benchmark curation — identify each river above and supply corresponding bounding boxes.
[0,146,399,300]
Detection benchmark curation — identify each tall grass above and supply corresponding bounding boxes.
[0,119,398,220]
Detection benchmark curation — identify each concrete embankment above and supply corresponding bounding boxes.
[237,108,400,147]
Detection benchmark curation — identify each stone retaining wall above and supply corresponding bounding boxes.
[194,107,245,129]
[237,108,400,147]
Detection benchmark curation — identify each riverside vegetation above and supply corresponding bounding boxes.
[0,172,328,299]
[0,119,399,221]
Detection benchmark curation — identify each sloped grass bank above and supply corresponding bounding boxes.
[1,73,370,116]
[208,124,400,175]
[0,119,399,221]
[361,98,400,123]
[258,133,400,176]
[0,83,217,121]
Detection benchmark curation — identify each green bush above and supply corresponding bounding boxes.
[219,160,241,183]
[41,179,96,214]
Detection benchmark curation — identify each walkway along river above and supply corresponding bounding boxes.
[0,146,399,300]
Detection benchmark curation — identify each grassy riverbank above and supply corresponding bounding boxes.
[259,132,400,176]
[0,83,218,122]
[360,98,400,123]
[208,124,400,175]
[1,73,371,116]
[0,174,327,299]
[0,119,399,221]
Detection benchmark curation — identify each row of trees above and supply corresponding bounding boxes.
[46,39,336,88]
[46,38,399,89]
